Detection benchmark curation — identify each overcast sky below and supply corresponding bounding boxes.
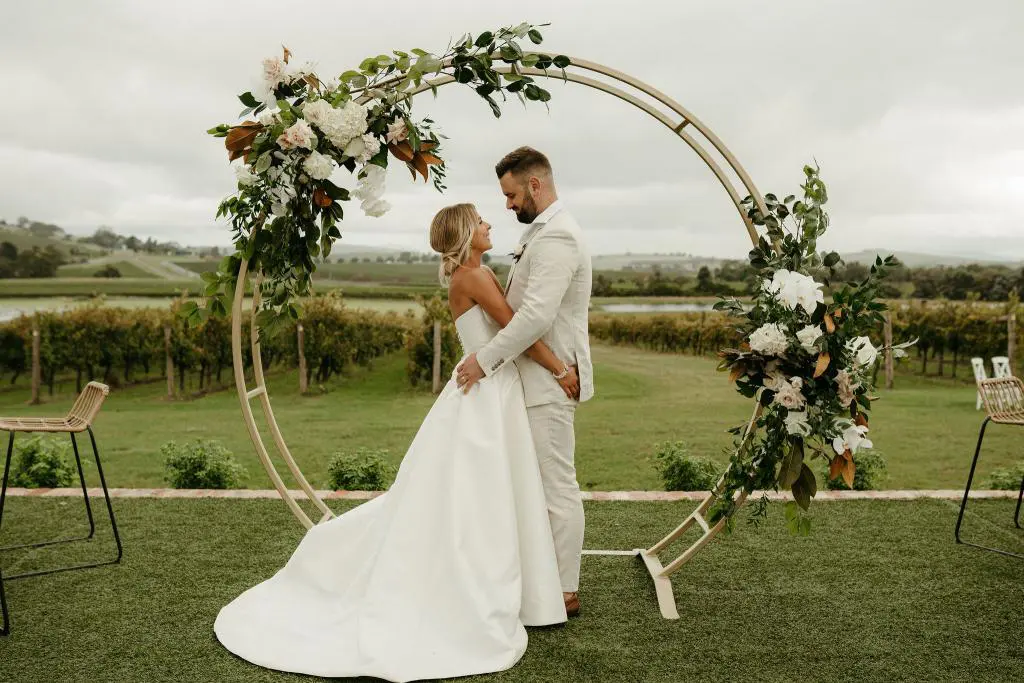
[1,1,1022,261]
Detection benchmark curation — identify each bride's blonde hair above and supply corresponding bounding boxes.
[429,203,476,284]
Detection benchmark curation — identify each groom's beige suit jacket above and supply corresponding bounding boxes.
[476,200,594,407]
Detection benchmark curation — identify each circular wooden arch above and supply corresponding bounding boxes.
[230,54,769,533]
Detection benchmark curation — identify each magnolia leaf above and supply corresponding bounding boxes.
[389,141,415,162]
[813,352,831,378]
[841,455,856,489]
[728,362,745,383]
[828,453,847,481]
[313,188,333,208]
[779,440,805,488]
[411,153,429,181]
[282,45,292,64]
[225,121,263,161]
[824,313,836,334]
[854,412,869,427]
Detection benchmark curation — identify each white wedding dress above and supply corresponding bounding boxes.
[214,304,566,681]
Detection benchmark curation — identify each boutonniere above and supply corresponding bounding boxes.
[510,243,526,263]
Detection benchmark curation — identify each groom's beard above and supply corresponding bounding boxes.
[515,194,539,224]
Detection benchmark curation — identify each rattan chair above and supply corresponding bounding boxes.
[955,376,1024,559]
[0,382,123,636]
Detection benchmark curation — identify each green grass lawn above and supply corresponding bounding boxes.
[0,346,1018,492]
[0,497,1020,681]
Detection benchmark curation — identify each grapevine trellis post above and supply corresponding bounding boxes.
[228,49,770,620]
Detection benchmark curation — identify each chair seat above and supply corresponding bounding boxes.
[0,417,90,433]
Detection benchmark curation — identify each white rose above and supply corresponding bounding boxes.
[748,323,789,356]
[234,164,258,187]
[772,378,806,410]
[847,336,878,368]
[386,119,409,144]
[353,164,387,200]
[302,151,334,180]
[276,120,316,151]
[762,371,787,392]
[797,325,823,354]
[764,269,824,314]
[784,410,812,437]
[258,110,279,127]
[832,422,873,456]
[262,57,287,89]
[835,368,860,407]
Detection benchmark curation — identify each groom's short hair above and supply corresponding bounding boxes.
[495,146,552,180]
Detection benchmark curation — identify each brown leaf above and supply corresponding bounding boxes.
[728,364,744,383]
[420,152,443,166]
[313,188,332,208]
[833,308,844,319]
[282,45,292,64]
[841,455,856,489]
[225,121,263,161]
[824,313,836,333]
[411,153,429,181]
[303,73,321,90]
[389,141,414,162]
[854,412,869,427]
[829,455,845,482]
[813,352,831,378]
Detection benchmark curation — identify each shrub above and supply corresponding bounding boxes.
[986,461,1024,490]
[653,441,722,491]
[161,439,247,489]
[94,265,122,278]
[327,448,395,491]
[823,449,887,491]
[10,436,75,488]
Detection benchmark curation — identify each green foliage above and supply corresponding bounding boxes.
[9,436,75,488]
[653,441,722,491]
[161,439,247,489]
[93,265,122,278]
[405,293,460,387]
[326,447,395,491]
[986,461,1024,490]
[823,449,888,490]
[202,21,570,334]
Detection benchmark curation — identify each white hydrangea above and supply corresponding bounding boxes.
[846,336,878,368]
[748,323,789,356]
[796,325,823,354]
[302,151,334,180]
[764,269,824,314]
[302,99,368,149]
[832,422,873,456]
[344,134,381,165]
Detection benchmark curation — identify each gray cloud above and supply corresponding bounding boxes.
[1,0,1021,260]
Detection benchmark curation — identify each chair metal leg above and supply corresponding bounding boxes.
[0,428,123,636]
[1015,475,1023,529]
[955,417,1023,559]
[0,433,97,552]
[0,432,12,635]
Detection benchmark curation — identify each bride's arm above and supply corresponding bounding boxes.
[463,268,574,383]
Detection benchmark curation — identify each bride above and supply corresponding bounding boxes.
[214,203,581,681]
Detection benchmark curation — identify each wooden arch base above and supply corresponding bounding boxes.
[230,52,768,614]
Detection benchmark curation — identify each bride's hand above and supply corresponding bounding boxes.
[556,365,580,400]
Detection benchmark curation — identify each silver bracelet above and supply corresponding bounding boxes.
[552,366,569,380]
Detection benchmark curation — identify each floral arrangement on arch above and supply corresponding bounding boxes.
[711,165,914,532]
[185,22,571,334]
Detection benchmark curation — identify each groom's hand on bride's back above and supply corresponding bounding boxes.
[456,353,485,393]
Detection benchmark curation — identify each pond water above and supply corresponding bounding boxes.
[599,302,718,313]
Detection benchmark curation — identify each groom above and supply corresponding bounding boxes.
[456,146,594,617]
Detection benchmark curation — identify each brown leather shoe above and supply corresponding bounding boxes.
[563,592,580,618]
